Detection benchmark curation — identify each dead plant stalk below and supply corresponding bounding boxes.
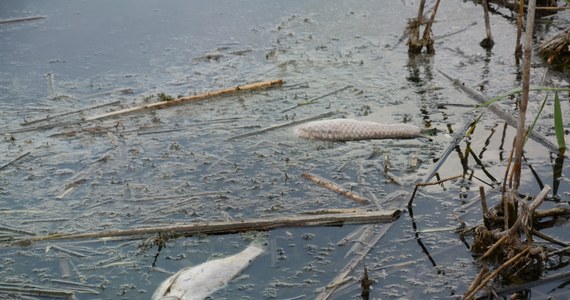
[512,0,536,191]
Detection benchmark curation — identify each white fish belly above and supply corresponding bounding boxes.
[152,243,265,300]
[295,119,422,141]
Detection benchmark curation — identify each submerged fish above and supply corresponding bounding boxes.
[295,118,422,141]
[152,239,265,300]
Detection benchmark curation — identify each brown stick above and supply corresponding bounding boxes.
[84,79,284,121]
[463,247,531,300]
[415,174,463,187]
[485,186,550,256]
[481,0,495,48]
[407,174,463,208]
[533,229,569,247]
[13,209,400,245]
[421,0,441,53]
[302,172,369,205]
[497,185,550,238]
[479,186,489,215]
[512,0,536,191]
[463,267,489,300]
[515,0,524,57]
[479,235,509,261]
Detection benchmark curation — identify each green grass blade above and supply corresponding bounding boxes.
[477,86,570,108]
[524,92,549,146]
[553,91,566,152]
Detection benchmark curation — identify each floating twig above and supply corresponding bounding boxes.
[48,279,100,293]
[302,172,369,205]
[0,223,37,236]
[533,228,569,247]
[337,225,370,246]
[407,174,463,207]
[84,87,134,99]
[281,85,352,113]
[0,283,76,298]
[3,120,80,135]
[0,15,46,25]
[226,111,334,141]
[316,223,393,299]
[321,192,409,297]
[84,79,284,121]
[137,128,184,136]
[46,244,88,258]
[344,224,375,258]
[0,152,30,171]
[12,210,401,245]
[56,150,114,199]
[21,100,121,126]
[434,22,477,40]
[47,72,55,96]
[20,218,69,224]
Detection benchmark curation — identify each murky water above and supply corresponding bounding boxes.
[1,1,569,299]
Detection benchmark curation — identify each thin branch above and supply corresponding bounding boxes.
[480,0,495,49]
[463,247,531,299]
[280,85,352,113]
[0,152,31,171]
[226,111,334,141]
[21,100,121,126]
[84,79,284,121]
[0,16,46,24]
[12,209,401,245]
[316,223,394,300]
[512,0,536,191]
[302,172,369,205]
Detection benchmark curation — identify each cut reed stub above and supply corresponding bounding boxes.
[295,118,422,141]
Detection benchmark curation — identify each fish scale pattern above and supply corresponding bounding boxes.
[295,119,422,141]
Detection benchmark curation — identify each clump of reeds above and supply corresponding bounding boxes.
[538,28,570,64]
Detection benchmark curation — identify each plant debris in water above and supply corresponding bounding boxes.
[0,1,569,299]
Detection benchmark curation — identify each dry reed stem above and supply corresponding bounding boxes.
[463,247,531,300]
[226,111,334,141]
[512,0,536,190]
[407,174,463,208]
[479,186,489,215]
[301,172,369,205]
[85,79,284,121]
[481,0,494,48]
[316,223,394,300]
[21,100,121,126]
[515,0,524,57]
[13,210,400,245]
[479,235,509,261]
[0,16,46,24]
[0,152,31,171]
[463,267,489,299]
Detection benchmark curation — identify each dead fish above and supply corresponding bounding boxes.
[152,238,266,300]
[295,118,422,141]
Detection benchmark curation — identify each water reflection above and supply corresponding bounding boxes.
[551,151,566,201]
